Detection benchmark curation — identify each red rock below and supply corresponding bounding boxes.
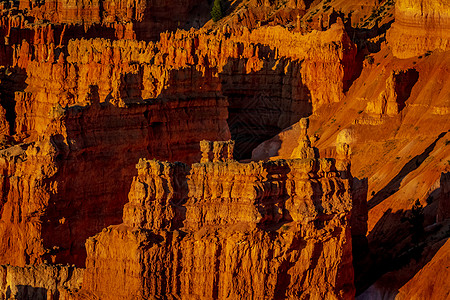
[396,238,450,300]
[83,153,356,299]
[0,264,83,299]
[387,0,450,58]
[19,0,208,40]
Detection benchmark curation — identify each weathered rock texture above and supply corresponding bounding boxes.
[18,0,208,40]
[252,40,450,295]
[0,92,230,267]
[365,69,419,116]
[1,0,447,297]
[396,237,450,300]
[0,264,83,299]
[387,0,450,58]
[7,23,355,155]
[0,22,358,268]
[82,154,356,299]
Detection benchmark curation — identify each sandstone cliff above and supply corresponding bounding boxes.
[19,0,208,40]
[0,20,359,269]
[82,148,357,299]
[11,22,355,154]
[0,264,83,299]
[387,0,450,58]
[0,0,447,297]
[253,45,450,299]
[0,89,230,267]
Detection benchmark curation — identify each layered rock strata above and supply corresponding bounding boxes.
[0,18,357,268]
[387,0,450,58]
[0,264,83,299]
[11,22,355,153]
[18,0,207,40]
[82,142,357,299]
[0,91,230,267]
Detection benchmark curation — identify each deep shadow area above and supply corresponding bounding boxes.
[368,131,448,209]
[352,177,369,281]
[6,285,49,300]
[346,20,395,93]
[356,206,450,295]
[39,67,229,267]
[0,66,28,136]
[220,53,312,160]
[350,20,394,54]
[394,69,419,112]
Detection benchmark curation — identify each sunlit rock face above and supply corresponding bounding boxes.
[83,154,357,299]
[387,0,450,58]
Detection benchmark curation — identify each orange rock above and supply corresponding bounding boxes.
[0,89,230,266]
[0,21,361,264]
[18,0,207,40]
[396,238,450,300]
[83,154,357,299]
[387,0,450,58]
[0,264,83,299]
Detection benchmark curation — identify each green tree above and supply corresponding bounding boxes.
[211,0,223,22]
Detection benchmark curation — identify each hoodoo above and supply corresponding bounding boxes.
[0,0,448,298]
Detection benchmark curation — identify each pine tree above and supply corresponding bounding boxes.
[211,0,223,22]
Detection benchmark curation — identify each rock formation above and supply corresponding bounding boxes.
[290,118,318,159]
[19,0,209,40]
[200,140,235,163]
[81,141,357,299]
[0,264,83,299]
[387,0,450,58]
[0,91,230,266]
[0,0,447,298]
[0,22,359,267]
[365,69,419,115]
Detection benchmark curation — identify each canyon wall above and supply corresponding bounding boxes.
[0,92,230,267]
[0,0,447,298]
[82,152,356,299]
[11,23,355,154]
[387,0,450,58]
[19,0,207,40]
[0,22,357,268]
[249,1,450,293]
[0,264,83,299]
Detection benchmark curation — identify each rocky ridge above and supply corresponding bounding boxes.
[82,139,357,299]
[0,21,359,268]
[0,0,448,298]
[387,0,450,58]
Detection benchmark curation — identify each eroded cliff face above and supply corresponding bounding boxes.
[13,23,355,154]
[0,0,447,297]
[0,90,230,266]
[0,20,358,268]
[252,21,450,298]
[19,0,209,40]
[82,153,356,299]
[0,264,83,299]
[387,0,450,58]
